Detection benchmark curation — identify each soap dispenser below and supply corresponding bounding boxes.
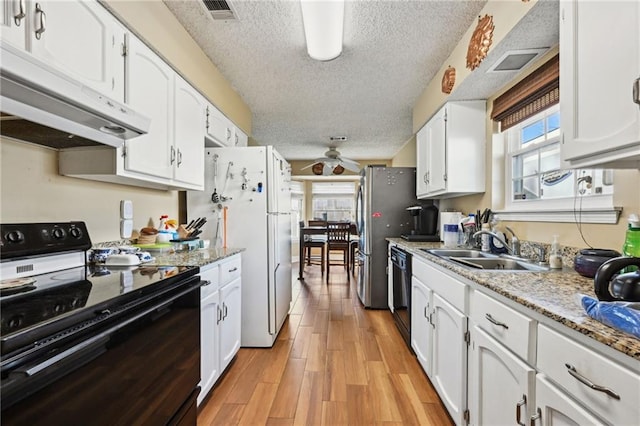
[549,235,563,269]
[623,214,640,258]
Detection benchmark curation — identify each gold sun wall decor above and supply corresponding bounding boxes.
[466,14,495,71]
[441,66,456,94]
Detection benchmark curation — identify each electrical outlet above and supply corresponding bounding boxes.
[120,200,133,219]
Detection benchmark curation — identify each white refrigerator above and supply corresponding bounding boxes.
[187,146,292,347]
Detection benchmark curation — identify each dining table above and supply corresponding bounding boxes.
[298,222,358,280]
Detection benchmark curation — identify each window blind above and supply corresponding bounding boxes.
[491,54,559,131]
[312,182,355,195]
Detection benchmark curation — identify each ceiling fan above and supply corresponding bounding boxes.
[301,147,360,176]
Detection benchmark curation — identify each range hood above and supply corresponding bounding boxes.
[0,43,150,149]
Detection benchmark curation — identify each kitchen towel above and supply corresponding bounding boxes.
[579,294,640,339]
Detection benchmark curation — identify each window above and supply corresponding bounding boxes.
[505,105,614,212]
[312,182,355,222]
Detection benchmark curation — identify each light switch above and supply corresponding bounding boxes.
[120,200,133,219]
[121,219,133,239]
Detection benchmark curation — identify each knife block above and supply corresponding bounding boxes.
[178,224,190,239]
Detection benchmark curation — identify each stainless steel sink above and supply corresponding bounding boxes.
[449,257,550,272]
[422,248,497,258]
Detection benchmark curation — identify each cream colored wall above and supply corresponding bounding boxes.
[413,0,536,131]
[391,136,417,167]
[0,138,178,243]
[104,0,252,135]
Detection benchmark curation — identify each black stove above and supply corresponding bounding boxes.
[0,222,201,425]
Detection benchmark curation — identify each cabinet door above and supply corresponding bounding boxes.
[468,325,535,426]
[124,34,173,179]
[427,107,446,194]
[411,275,432,375]
[431,292,467,426]
[205,104,232,146]
[416,124,429,198]
[560,0,640,165]
[28,0,124,99]
[199,290,220,406]
[219,277,241,372]
[534,375,607,426]
[173,76,205,188]
[233,127,248,147]
[1,0,27,49]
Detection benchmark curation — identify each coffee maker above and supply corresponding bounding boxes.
[401,204,439,241]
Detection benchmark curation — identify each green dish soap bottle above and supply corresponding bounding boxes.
[623,214,640,272]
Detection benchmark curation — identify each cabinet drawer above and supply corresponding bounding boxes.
[412,257,467,312]
[219,255,241,285]
[537,324,640,426]
[470,290,536,363]
[199,263,220,298]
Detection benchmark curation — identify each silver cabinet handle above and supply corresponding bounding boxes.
[177,148,182,166]
[170,146,176,164]
[423,173,428,184]
[216,305,222,324]
[516,394,527,426]
[226,128,231,141]
[235,133,239,145]
[565,363,620,400]
[34,3,46,39]
[530,407,541,426]
[424,306,428,318]
[14,0,26,25]
[201,280,212,287]
[485,313,509,329]
[223,303,228,320]
[228,267,238,273]
[633,78,640,106]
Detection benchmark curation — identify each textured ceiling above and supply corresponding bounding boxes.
[163,0,558,161]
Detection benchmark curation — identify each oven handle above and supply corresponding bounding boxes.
[10,281,200,379]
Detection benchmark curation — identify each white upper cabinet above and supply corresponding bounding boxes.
[173,75,205,189]
[416,101,486,199]
[205,102,247,147]
[205,103,233,147]
[560,0,640,168]
[1,0,125,101]
[1,0,27,48]
[124,33,174,181]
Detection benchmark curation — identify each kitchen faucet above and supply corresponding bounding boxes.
[473,229,515,255]
[505,226,521,257]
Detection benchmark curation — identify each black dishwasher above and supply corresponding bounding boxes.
[390,246,411,348]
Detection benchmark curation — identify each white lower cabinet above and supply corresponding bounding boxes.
[532,374,606,426]
[468,325,536,426]
[198,254,242,406]
[411,275,432,375]
[411,257,468,426]
[431,293,467,426]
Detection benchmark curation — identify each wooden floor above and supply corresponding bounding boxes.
[197,263,453,425]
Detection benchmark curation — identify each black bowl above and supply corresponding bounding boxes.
[574,248,621,278]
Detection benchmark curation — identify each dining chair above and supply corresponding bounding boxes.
[326,221,351,277]
[303,220,327,272]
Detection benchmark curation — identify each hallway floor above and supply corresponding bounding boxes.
[197,263,453,425]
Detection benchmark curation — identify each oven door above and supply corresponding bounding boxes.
[1,277,201,426]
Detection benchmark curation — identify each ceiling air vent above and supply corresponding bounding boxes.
[202,0,238,21]
[487,48,548,73]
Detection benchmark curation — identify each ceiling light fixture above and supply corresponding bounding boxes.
[300,0,344,61]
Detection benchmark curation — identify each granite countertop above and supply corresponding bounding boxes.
[147,247,245,267]
[387,238,640,364]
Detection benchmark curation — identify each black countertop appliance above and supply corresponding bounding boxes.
[401,204,439,242]
[0,222,202,425]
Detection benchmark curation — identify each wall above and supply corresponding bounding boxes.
[391,136,417,167]
[103,0,252,135]
[0,139,178,243]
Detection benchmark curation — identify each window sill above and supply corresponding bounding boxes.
[493,208,622,224]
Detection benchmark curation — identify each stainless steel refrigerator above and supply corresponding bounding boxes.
[356,166,417,308]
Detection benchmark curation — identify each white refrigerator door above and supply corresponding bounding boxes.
[268,213,292,336]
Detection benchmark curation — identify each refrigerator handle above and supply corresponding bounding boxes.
[270,262,280,335]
